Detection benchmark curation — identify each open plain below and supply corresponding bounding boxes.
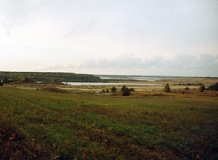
[0,77,218,159]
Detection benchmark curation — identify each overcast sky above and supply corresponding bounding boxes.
[0,0,217,76]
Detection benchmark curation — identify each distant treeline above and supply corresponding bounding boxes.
[0,71,101,83]
[173,83,203,86]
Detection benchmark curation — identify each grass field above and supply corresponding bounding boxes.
[0,86,218,160]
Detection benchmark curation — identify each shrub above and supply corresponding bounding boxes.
[106,89,109,93]
[130,88,135,92]
[199,85,205,92]
[111,86,116,92]
[164,83,171,92]
[207,82,218,91]
[121,85,132,96]
[184,87,189,90]
[122,88,131,96]
[121,85,126,92]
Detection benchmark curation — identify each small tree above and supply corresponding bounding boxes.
[184,87,189,90]
[199,84,205,92]
[121,85,126,92]
[122,88,130,96]
[111,86,116,92]
[207,82,218,91]
[164,83,171,92]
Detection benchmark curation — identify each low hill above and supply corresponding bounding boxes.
[0,71,100,83]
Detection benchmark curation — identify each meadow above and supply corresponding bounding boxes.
[0,85,218,160]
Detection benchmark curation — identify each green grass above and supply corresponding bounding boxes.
[0,87,218,160]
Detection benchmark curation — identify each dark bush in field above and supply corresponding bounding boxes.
[130,88,135,92]
[199,84,205,92]
[184,87,189,90]
[207,82,218,91]
[164,83,171,92]
[0,81,3,86]
[122,88,131,96]
[121,85,131,96]
[121,85,126,92]
[111,86,116,92]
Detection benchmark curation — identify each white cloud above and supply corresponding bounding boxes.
[0,0,218,76]
[30,54,218,76]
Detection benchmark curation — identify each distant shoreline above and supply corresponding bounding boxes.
[62,82,162,86]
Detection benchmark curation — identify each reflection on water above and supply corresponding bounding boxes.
[97,74,183,81]
[62,75,181,86]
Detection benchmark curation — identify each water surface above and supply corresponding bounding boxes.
[62,82,161,86]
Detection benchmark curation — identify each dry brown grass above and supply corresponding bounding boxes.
[3,77,218,98]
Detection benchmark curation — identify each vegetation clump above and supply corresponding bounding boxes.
[121,85,126,92]
[122,88,131,96]
[111,86,116,92]
[129,88,135,92]
[199,84,206,92]
[164,83,171,92]
[184,87,189,90]
[121,85,131,96]
[207,82,218,91]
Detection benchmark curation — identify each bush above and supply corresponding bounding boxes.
[0,81,3,86]
[130,88,135,92]
[121,85,132,96]
[121,85,126,92]
[207,82,218,91]
[199,85,205,92]
[164,83,171,92]
[184,87,189,90]
[122,88,131,96]
[111,86,116,92]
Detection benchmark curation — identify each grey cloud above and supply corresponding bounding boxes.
[33,54,218,76]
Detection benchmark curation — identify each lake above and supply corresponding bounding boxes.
[96,74,185,81]
[62,75,185,86]
[62,82,161,86]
